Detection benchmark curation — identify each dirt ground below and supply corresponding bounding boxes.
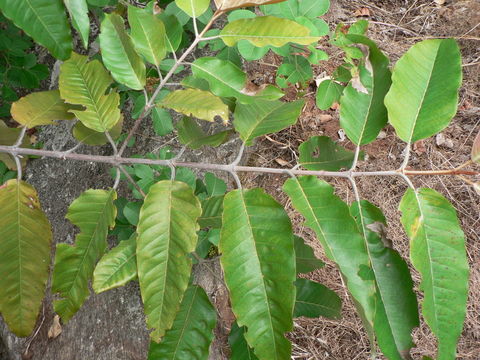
[241,0,480,359]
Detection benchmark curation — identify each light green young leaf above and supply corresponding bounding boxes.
[316,79,344,110]
[93,235,137,294]
[400,188,468,360]
[294,279,341,319]
[385,39,462,144]
[299,136,358,171]
[59,53,121,132]
[147,285,216,358]
[191,57,284,104]
[220,189,295,360]
[52,189,117,322]
[137,180,202,342]
[234,99,304,146]
[283,176,376,330]
[64,0,90,48]
[351,200,419,360]
[176,117,232,149]
[0,180,52,337]
[0,0,72,59]
[276,55,313,88]
[220,16,320,48]
[73,115,123,146]
[159,89,229,123]
[99,13,146,90]
[294,235,324,274]
[229,322,259,360]
[340,35,391,145]
[11,90,75,129]
[175,0,210,17]
[128,6,166,67]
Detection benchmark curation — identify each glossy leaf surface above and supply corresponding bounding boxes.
[64,0,90,48]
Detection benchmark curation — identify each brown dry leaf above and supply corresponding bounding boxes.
[330,102,340,110]
[354,7,371,17]
[413,139,426,155]
[473,183,480,196]
[48,315,62,339]
[351,75,368,94]
[275,158,289,167]
[319,114,333,123]
[434,0,446,5]
[472,131,480,163]
[214,0,286,11]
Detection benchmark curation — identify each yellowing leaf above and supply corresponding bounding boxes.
[158,88,229,123]
[59,53,121,132]
[0,121,30,170]
[176,0,210,17]
[11,90,75,129]
[214,0,287,11]
[220,16,320,48]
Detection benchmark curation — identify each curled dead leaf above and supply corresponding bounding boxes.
[48,315,62,339]
[354,7,371,17]
[275,158,289,167]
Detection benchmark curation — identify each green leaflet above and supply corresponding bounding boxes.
[276,55,313,88]
[175,0,210,18]
[299,136,358,171]
[229,322,259,360]
[0,0,72,59]
[73,115,123,146]
[59,53,121,132]
[220,189,295,360]
[159,89,229,123]
[147,285,216,359]
[11,90,75,129]
[198,195,224,229]
[339,35,391,145]
[136,180,202,342]
[128,6,166,67]
[215,0,287,12]
[99,13,146,90]
[384,39,462,144]
[283,176,376,329]
[294,235,324,274]
[261,0,330,19]
[52,189,117,322]
[0,122,30,170]
[234,99,304,146]
[351,200,418,359]
[64,0,90,48]
[0,180,52,337]
[176,117,232,149]
[400,188,468,360]
[316,79,344,110]
[191,57,284,104]
[93,235,137,294]
[220,16,320,48]
[294,279,341,319]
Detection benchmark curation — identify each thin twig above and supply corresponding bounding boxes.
[118,165,146,197]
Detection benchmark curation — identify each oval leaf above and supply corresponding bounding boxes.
[299,136,358,171]
[0,0,72,59]
[175,0,210,18]
[0,180,52,337]
[316,79,344,110]
[294,279,341,319]
[215,0,286,11]
[52,189,117,322]
[176,117,232,149]
[93,235,137,294]
[220,16,320,48]
[220,188,295,360]
[158,88,229,123]
[99,13,146,90]
[59,53,121,132]
[11,90,75,129]
[147,285,216,359]
[137,180,202,342]
[400,188,469,360]
[64,0,90,48]
[385,39,462,143]
[72,115,124,146]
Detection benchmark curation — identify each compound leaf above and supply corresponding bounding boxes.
[52,189,117,322]
[159,89,229,123]
[294,279,341,319]
[137,180,202,342]
[283,176,376,330]
[11,90,75,129]
[351,200,418,360]
[0,180,52,337]
[99,13,146,90]
[294,235,324,274]
[191,57,284,104]
[299,136,357,171]
[220,189,295,360]
[147,285,216,359]
[385,39,461,144]
[339,35,391,145]
[64,0,90,48]
[234,99,304,146]
[400,188,468,360]
[176,117,232,149]
[59,53,121,132]
[276,55,313,88]
[93,235,137,294]
[0,0,72,59]
[128,6,166,67]
[220,16,320,48]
